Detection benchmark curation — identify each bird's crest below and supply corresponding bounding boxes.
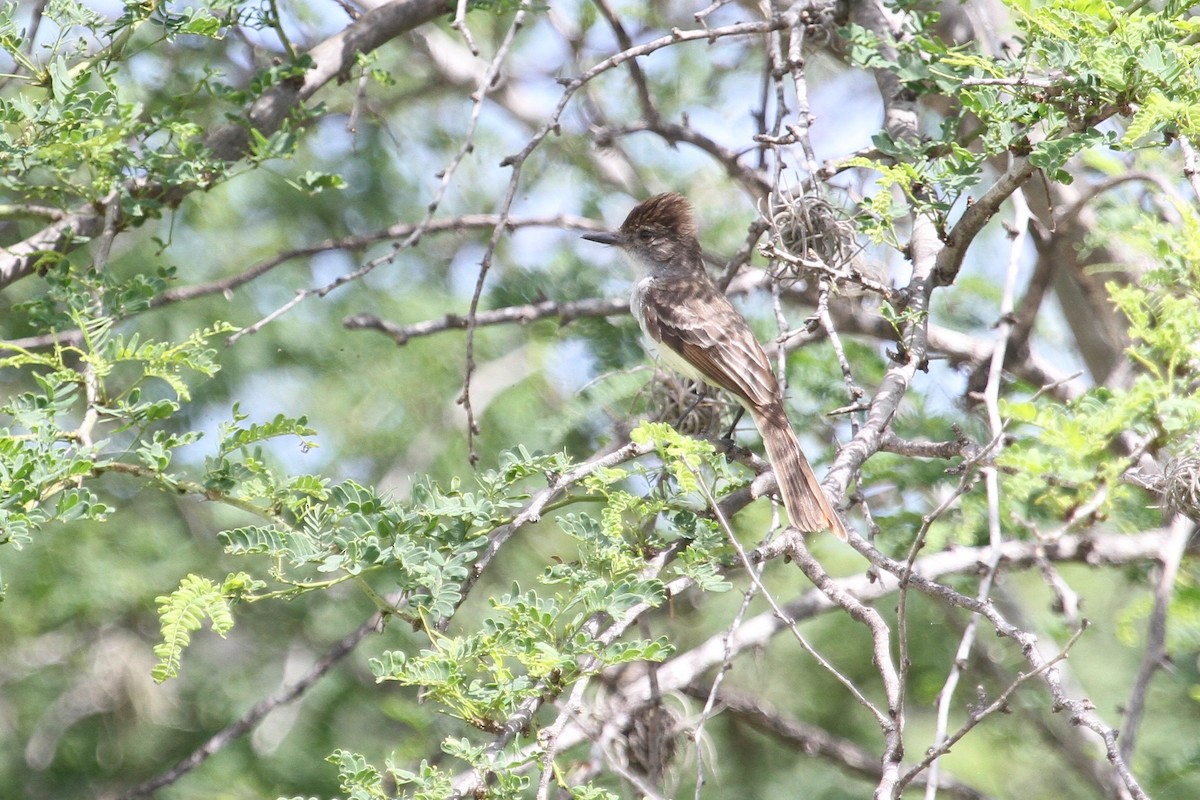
[620,192,697,238]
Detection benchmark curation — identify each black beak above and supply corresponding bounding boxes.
[581,230,624,246]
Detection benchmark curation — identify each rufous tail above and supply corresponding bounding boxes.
[750,404,847,540]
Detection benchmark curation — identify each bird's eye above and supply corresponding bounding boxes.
[637,229,653,241]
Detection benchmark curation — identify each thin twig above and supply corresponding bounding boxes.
[690,536,771,800]
[784,12,821,184]
[344,297,628,345]
[1055,171,1185,229]
[592,0,658,124]
[922,184,1030,798]
[0,203,65,220]
[693,686,993,800]
[154,213,597,305]
[689,465,889,728]
[592,118,771,198]
[715,219,769,291]
[450,0,479,55]
[814,277,865,406]
[534,680,591,800]
[782,532,904,799]
[879,429,983,462]
[1118,514,1193,764]
[901,625,1088,788]
[459,0,536,463]
[694,0,735,24]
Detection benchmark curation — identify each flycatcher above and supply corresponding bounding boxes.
[583,193,847,539]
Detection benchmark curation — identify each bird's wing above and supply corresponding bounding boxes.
[641,280,780,409]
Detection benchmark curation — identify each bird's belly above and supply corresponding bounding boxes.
[647,334,705,381]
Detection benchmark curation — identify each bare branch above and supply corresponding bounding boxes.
[533,529,1174,778]
[694,686,993,800]
[591,0,659,124]
[1118,514,1194,764]
[446,518,1174,800]
[595,119,771,198]
[457,0,538,463]
[449,0,479,56]
[344,297,629,345]
[167,213,599,307]
[1055,171,1186,228]
[901,625,1088,790]
[689,555,770,799]
[920,182,1030,798]
[880,429,983,462]
[0,204,65,221]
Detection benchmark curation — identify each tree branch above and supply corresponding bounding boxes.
[460,529,1176,799]
[691,686,993,800]
[1117,514,1194,765]
[344,297,629,344]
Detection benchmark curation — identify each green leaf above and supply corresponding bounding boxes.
[286,171,346,195]
[151,574,234,683]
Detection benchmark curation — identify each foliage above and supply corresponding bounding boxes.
[152,573,238,683]
[998,239,1200,527]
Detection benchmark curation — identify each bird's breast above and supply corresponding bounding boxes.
[629,277,704,381]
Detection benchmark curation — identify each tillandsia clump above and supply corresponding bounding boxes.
[648,375,727,439]
[766,190,861,281]
[1162,439,1200,521]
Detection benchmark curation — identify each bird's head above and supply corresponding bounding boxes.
[582,193,701,270]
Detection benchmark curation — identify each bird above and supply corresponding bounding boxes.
[582,192,847,539]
